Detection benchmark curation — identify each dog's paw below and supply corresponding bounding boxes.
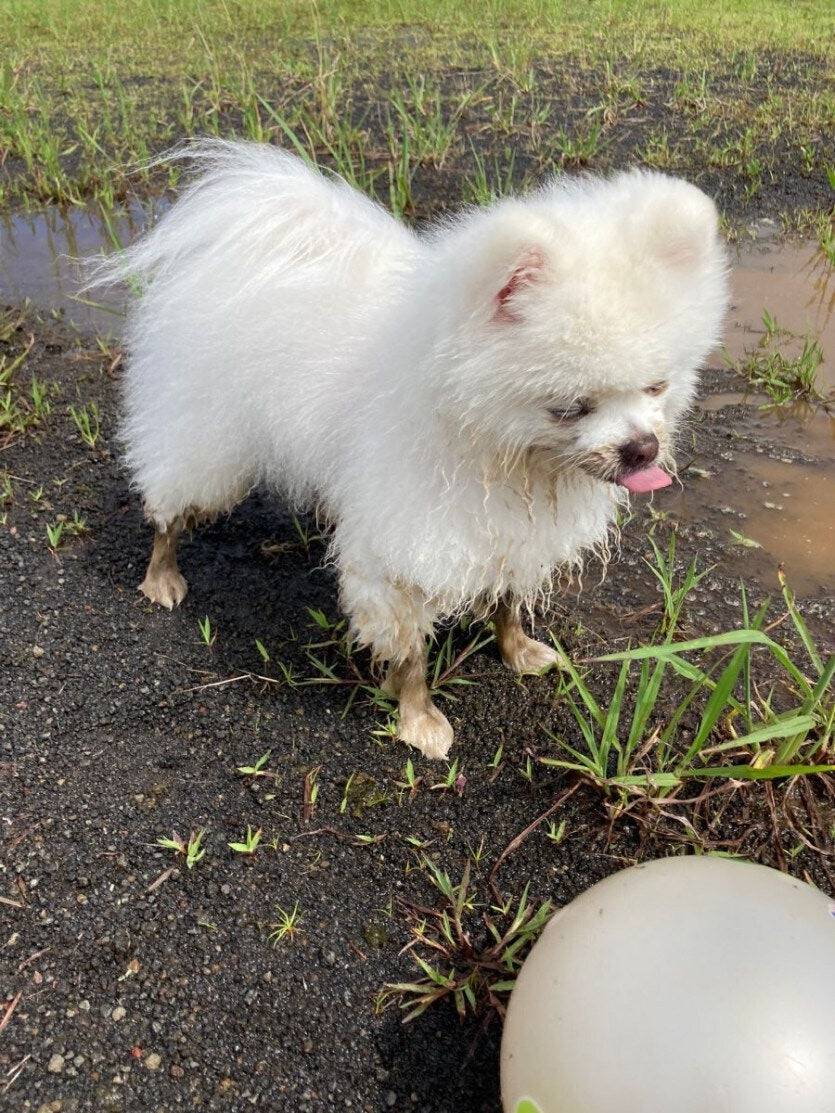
[398,703,454,761]
[502,635,562,676]
[139,567,189,610]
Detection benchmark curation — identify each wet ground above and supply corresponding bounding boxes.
[1,198,833,1111]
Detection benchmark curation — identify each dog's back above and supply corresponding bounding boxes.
[103,140,417,525]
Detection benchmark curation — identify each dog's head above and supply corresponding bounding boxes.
[433,169,729,491]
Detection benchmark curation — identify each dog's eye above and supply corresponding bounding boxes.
[548,399,593,422]
[644,380,668,396]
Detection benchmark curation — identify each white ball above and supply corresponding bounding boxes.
[501,857,835,1113]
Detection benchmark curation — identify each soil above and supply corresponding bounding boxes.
[2,170,834,1113]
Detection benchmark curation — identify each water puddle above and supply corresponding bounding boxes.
[1,201,833,593]
[724,239,835,392]
[0,199,164,334]
[670,446,834,595]
[672,241,835,595]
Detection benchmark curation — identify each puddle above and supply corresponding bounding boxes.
[683,242,835,594]
[725,240,835,393]
[670,448,834,595]
[0,199,163,335]
[1,202,833,593]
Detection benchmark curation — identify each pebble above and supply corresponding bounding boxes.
[33,645,45,658]
[145,1052,162,1071]
[111,1006,126,1022]
[386,1092,397,1107]
[47,1053,65,1074]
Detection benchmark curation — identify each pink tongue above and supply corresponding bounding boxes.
[619,466,672,494]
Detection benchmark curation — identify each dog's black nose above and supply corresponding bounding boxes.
[619,433,659,471]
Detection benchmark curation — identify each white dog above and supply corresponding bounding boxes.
[99,140,728,758]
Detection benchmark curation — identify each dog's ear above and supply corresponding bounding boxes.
[455,206,555,325]
[494,248,547,321]
[643,186,719,269]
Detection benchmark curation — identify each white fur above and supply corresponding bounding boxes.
[96,140,728,663]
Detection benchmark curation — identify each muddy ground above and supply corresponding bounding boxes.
[1,68,835,1113]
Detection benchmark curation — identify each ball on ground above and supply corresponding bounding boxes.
[501,856,835,1113]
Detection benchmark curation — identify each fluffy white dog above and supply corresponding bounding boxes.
[100,140,728,758]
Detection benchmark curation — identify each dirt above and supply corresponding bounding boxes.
[2,206,834,1108]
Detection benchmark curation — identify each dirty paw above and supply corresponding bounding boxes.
[503,636,562,675]
[139,567,188,610]
[398,703,454,760]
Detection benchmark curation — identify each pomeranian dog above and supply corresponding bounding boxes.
[99,140,727,758]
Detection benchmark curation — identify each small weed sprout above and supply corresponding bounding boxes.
[431,759,464,793]
[237,749,272,778]
[254,638,270,664]
[339,772,356,814]
[268,902,303,945]
[198,616,216,647]
[229,825,262,855]
[545,818,567,845]
[46,520,65,550]
[68,401,101,448]
[303,765,321,822]
[157,829,206,870]
[518,755,535,784]
[396,758,423,798]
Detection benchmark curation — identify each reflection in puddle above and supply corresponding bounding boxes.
[1,200,833,593]
[0,199,164,334]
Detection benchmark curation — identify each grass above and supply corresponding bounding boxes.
[725,310,830,406]
[68,401,101,449]
[0,1,832,216]
[156,828,207,869]
[544,548,834,811]
[0,313,53,441]
[378,856,552,1022]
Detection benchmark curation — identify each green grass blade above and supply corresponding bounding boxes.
[600,658,629,768]
[552,638,605,726]
[680,643,750,767]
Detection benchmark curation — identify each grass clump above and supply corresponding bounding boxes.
[725,310,830,407]
[545,544,834,811]
[378,857,552,1022]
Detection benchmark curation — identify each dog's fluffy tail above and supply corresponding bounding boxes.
[94,140,416,527]
[88,138,410,296]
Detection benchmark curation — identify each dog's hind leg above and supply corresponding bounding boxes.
[139,517,188,610]
[494,598,561,674]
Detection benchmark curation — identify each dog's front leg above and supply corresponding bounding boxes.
[340,568,452,759]
[385,642,453,761]
[494,598,561,674]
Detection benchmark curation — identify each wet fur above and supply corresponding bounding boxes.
[93,140,728,755]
